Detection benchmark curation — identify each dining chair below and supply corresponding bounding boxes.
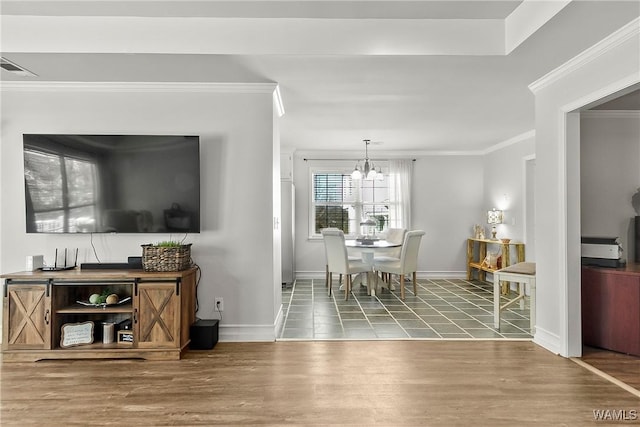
[384,228,407,259]
[373,230,425,300]
[322,227,339,293]
[322,229,371,300]
[375,228,406,282]
[322,227,359,294]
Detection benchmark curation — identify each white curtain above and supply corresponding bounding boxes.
[388,159,413,229]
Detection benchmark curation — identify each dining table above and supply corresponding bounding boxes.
[344,239,402,296]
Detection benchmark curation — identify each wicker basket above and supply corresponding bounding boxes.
[141,244,192,272]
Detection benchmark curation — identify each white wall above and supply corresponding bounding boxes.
[530,18,639,357]
[0,85,282,341]
[580,112,640,262]
[272,104,283,330]
[483,134,536,246]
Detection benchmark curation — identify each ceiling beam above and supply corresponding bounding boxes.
[1,16,506,55]
[505,0,572,54]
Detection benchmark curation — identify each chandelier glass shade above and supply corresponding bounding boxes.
[351,139,383,180]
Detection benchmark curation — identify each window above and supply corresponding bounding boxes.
[311,165,401,237]
[24,148,98,232]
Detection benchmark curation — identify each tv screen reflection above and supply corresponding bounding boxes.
[23,134,200,234]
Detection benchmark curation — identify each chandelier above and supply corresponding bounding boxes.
[351,139,383,180]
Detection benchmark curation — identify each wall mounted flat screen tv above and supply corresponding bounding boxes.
[23,134,200,233]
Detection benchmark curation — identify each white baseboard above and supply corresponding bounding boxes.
[294,271,467,281]
[420,271,467,279]
[218,323,278,342]
[295,271,324,280]
[533,325,561,356]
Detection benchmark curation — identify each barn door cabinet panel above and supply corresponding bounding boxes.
[1,268,197,362]
[136,281,181,349]
[3,282,51,350]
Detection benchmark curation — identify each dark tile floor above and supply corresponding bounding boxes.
[278,277,532,340]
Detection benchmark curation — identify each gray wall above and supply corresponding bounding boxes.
[483,135,536,245]
[581,112,640,262]
[0,86,281,341]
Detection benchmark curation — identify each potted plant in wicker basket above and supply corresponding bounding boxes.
[141,241,192,272]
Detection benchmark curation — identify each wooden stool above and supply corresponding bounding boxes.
[493,262,536,333]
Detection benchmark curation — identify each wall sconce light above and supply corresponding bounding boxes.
[487,208,503,240]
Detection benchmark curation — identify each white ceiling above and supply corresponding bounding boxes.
[1,0,639,154]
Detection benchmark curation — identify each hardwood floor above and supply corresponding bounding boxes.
[2,341,639,426]
[579,346,640,392]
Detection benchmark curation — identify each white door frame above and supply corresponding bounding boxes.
[522,154,536,260]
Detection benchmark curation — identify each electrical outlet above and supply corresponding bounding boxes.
[215,297,224,312]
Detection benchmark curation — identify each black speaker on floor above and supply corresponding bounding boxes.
[190,319,219,350]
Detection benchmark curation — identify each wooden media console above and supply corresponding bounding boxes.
[2,267,197,362]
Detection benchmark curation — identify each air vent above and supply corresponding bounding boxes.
[0,57,38,77]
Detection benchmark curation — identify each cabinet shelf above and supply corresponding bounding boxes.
[466,238,525,289]
[468,262,498,274]
[55,303,133,314]
[54,342,132,351]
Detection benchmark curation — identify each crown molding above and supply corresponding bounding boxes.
[296,149,487,158]
[581,110,640,119]
[296,150,415,160]
[295,130,538,159]
[529,17,640,94]
[483,130,536,154]
[409,150,485,157]
[0,81,278,93]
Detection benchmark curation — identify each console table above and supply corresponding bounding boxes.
[581,264,640,356]
[2,267,197,362]
[466,238,525,293]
